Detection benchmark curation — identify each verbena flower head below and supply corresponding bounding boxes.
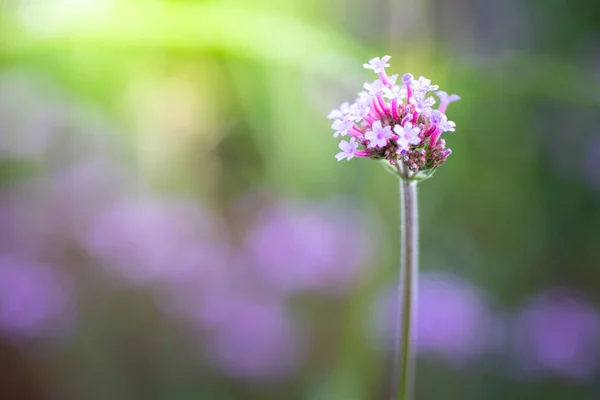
[328,55,460,181]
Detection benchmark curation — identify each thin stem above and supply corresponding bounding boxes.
[390,173,419,400]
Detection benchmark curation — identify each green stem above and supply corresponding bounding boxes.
[390,174,419,400]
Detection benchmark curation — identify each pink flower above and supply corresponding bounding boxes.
[327,56,461,179]
[363,55,392,74]
[366,121,393,149]
[335,137,359,161]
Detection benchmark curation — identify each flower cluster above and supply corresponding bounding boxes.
[329,55,460,179]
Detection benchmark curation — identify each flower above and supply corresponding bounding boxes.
[327,56,460,180]
[409,96,436,113]
[327,101,350,120]
[435,91,461,114]
[365,121,393,149]
[347,98,371,121]
[331,118,353,138]
[435,91,461,104]
[382,84,407,100]
[336,137,359,161]
[411,76,439,95]
[394,122,421,146]
[363,79,385,96]
[363,55,391,74]
[428,110,456,132]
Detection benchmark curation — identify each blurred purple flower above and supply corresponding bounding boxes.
[512,289,600,382]
[159,244,241,325]
[374,271,496,366]
[50,158,129,236]
[0,161,126,259]
[85,196,223,286]
[159,250,304,382]
[203,294,303,381]
[0,253,74,341]
[245,199,374,296]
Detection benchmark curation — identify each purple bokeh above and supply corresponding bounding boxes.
[203,293,303,381]
[374,271,496,366]
[163,260,304,382]
[0,253,74,341]
[50,158,129,236]
[245,199,374,296]
[0,160,126,259]
[511,288,600,382]
[160,241,304,382]
[85,196,222,287]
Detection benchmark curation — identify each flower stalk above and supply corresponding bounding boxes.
[390,168,419,400]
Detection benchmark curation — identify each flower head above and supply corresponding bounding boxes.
[327,56,461,181]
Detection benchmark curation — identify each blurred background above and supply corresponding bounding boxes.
[1,0,599,399]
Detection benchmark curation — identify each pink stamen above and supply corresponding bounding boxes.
[439,101,449,114]
[422,125,436,137]
[350,125,364,137]
[429,126,442,149]
[391,99,399,120]
[372,98,385,117]
[377,94,390,115]
[378,71,391,87]
[370,99,382,118]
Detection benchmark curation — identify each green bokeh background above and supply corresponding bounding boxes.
[1,0,600,399]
